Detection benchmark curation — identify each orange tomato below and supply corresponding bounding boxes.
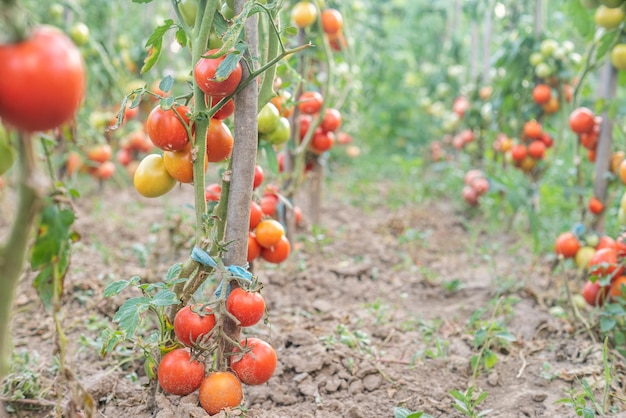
[198,372,243,416]
[254,219,285,249]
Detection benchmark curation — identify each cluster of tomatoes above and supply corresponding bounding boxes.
[528,38,580,92]
[462,169,490,206]
[291,1,346,51]
[569,107,602,163]
[158,286,276,415]
[580,0,626,71]
[506,120,554,173]
[555,229,626,307]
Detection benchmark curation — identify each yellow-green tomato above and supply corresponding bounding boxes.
[221,3,235,20]
[134,154,177,198]
[594,5,625,28]
[611,44,626,70]
[69,22,90,46]
[208,30,223,49]
[575,246,596,269]
[179,0,199,27]
[265,117,291,145]
[257,102,280,134]
[291,1,318,28]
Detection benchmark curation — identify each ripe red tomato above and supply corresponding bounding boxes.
[310,129,335,154]
[588,247,623,279]
[94,161,116,180]
[321,9,343,35]
[298,114,313,140]
[117,148,132,166]
[206,118,234,162]
[589,197,604,215]
[532,84,551,105]
[554,232,580,258]
[0,26,85,132]
[569,107,595,135]
[86,144,112,163]
[582,280,608,307]
[146,104,192,151]
[260,235,291,264]
[194,49,242,97]
[231,338,277,386]
[320,108,342,132]
[298,91,324,115]
[253,165,264,190]
[157,348,205,396]
[211,98,235,120]
[596,235,617,252]
[127,130,153,153]
[163,143,208,184]
[523,120,542,139]
[205,183,222,201]
[510,144,527,162]
[249,201,262,230]
[247,232,262,262]
[260,194,278,217]
[610,276,626,300]
[173,305,216,346]
[198,372,243,415]
[527,140,546,160]
[226,288,266,327]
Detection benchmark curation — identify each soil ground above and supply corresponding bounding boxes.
[2,175,625,417]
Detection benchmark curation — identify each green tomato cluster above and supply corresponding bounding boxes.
[258,103,291,145]
[528,38,580,80]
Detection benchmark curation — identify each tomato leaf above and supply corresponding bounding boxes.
[151,289,179,307]
[483,349,498,370]
[159,75,174,93]
[601,316,616,333]
[141,19,175,73]
[103,276,141,297]
[214,42,247,82]
[213,11,229,37]
[166,263,183,282]
[175,27,187,47]
[393,407,433,418]
[261,141,278,174]
[113,296,151,337]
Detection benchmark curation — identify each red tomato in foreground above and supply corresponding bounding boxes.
[199,372,243,415]
[249,201,263,230]
[206,118,234,162]
[569,107,595,135]
[554,232,580,259]
[226,288,266,327]
[582,280,607,307]
[231,338,277,386]
[194,49,242,97]
[260,235,291,263]
[173,305,216,346]
[588,247,623,279]
[146,104,191,152]
[247,233,262,262]
[0,26,86,132]
[205,183,222,201]
[157,348,205,396]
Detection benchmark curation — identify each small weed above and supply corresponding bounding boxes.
[321,324,371,355]
[2,351,50,413]
[449,386,492,417]
[394,406,435,418]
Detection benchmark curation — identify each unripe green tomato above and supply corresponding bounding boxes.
[264,117,290,145]
[580,0,600,7]
[69,22,90,46]
[208,30,223,49]
[600,0,624,8]
[226,0,235,9]
[611,43,626,70]
[179,0,199,27]
[221,3,235,20]
[540,39,558,57]
[535,62,553,78]
[575,246,596,269]
[257,102,280,134]
[594,5,625,28]
[48,4,64,19]
[134,154,177,198]
[529,52,544,66]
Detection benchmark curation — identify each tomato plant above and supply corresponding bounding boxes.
[0,26,86,132]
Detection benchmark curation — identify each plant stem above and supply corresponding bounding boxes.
[0,132,48,378]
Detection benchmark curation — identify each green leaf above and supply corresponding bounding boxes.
[159,75,174,93]
[212,11,229,37]
[474,328,487,348]
[495,330,516,343]
[151,289,179,307]
[31,205,75,269]
[600,316,616,333]
[175,27,187,47]
[103,276,140,297]
[582,408,595,418]
[33,266,54,310]
[261,141,279,174]
[112,296,151,336]
[141,19,174,74]
[165,263,183,282]
[484,349,498,370]
[144,19,174,49]
[393,407,432,418]
[214,43,247,82]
